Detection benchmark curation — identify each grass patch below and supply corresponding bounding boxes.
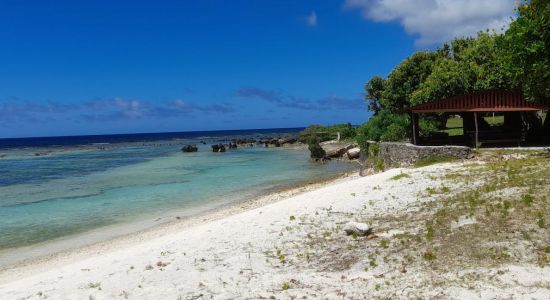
[444,116,464,136]
[414,156,458,168]
[391,172,411,180]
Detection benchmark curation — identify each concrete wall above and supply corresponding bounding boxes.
[379,142,472,167]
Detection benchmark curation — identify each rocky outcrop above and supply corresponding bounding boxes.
[181,144,198,152]
[233,138,256,145]
[323,143,357,158]
[211,144,226,153]
[278,136,297,145]
[379,142,472,167]
[346,147,361,159]
[343,222,372,237]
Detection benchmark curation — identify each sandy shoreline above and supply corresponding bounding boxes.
[1,160,548,299]
[0,166,359,281]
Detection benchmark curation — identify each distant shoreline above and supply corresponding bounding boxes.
[0,126,307,146]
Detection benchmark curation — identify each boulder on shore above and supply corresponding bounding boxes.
[324,143,357,158]
[181,144,198,152]
[343,222,372,237]
[211,144,226,153]
[346,147,361,159]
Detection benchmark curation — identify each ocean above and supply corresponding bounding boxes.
[0,128,356,264]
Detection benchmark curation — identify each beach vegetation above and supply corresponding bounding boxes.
[299,123,357,142]
[373,158,385,172]
[281,282,290,290]
[289,215,296,221]
[390,172,410,180]
[414,156,457,168]
[355,0,549,141]
[423,251,436,261]
[306,136,326,159]
[87,282,101,289]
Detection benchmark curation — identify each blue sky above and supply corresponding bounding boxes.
[0,0,516,138]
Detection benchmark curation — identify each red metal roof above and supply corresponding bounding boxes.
[411,90,550,113]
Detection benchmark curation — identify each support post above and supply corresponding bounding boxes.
[410,112,418,145]
[474,112,479,148]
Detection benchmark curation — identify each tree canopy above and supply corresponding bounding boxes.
[359,0,549,143]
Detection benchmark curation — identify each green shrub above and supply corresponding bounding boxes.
[307,136,326,159]
[374,158,385,171]
[300,123,357,142]
[356,110,410,144]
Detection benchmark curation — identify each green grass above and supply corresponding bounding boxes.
[485,115,505,126]
[391,173,411,180]
[414,156,458,168]
[444,117,464,136]
[442,115,505,136]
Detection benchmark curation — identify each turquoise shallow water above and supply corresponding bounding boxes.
[0,142,356,252]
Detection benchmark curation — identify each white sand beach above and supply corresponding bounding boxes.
[0,161,548,299]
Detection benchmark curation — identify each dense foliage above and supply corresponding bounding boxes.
[358,0,549,142]
[299,123,356,143]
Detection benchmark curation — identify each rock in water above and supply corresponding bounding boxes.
[346,147,361,159]
[181,144,198,152]
[343,222,372,237]
[211,144,226,152]
[278,136,297,145]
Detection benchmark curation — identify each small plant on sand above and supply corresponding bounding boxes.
[423,251,436,261]
[521,194,534,206]
[88,282,101,289]
[282,282,290,290]
[425,221,434,241]
[426,187,437,196]
[391,173,410,180]
[276,249,286,264]
[374,159,385,171]
[379,239,390,248]
[289,215,296,221]
[536,212,545,228]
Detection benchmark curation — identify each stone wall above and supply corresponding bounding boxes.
[379,142,472,167]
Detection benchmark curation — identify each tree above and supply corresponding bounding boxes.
[381,51,440,112]
[501,0,550,101]
[364,76,385,113]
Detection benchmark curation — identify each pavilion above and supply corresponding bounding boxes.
[409,90,550,147]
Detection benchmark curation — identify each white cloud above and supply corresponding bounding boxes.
[307,11,318,27]
[345,0,516,45]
